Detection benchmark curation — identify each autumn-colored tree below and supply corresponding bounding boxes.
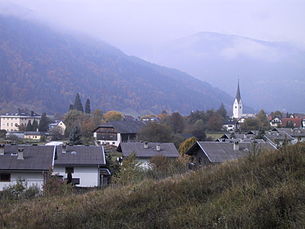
[103,111,123,122]
[207,112,224,131]
[139,122,172,142]
[167,112,185,134]
[256,109,270,130]
[178,137,197,156]
[191,120,206,140]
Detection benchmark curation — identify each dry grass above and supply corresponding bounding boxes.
[1,143,305,228]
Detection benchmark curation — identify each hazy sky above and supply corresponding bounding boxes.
[3,0,305,54]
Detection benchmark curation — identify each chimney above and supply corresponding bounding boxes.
[0,144,4,156]
[17,148,24,160]
[156,144,161,151]
[62,144,67,153]
[144,142,148,149]
[233,141,239,151]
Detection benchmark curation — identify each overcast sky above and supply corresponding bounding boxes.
[2,0,305,52]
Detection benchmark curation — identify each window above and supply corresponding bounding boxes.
[0,173,11,182]
[65,167,74,173]
[235,106,237,109]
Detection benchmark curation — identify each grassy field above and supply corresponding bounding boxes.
[0,143,305,228]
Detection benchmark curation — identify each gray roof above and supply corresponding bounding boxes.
[264,129,294,141]
[55,145,105,166]
[276,128,305,137]
[186,141,275,163]
[117,142,179,158]
[0,145,54,171]
[94,120,145,134]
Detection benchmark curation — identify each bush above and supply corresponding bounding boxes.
[0,180,40,201]
[43,171,73,196]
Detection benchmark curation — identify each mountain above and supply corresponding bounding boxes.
[133,32,305,113]
[1,143,305,228]
[0,16,233,115]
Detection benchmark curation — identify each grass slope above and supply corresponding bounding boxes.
[1,143,305,228]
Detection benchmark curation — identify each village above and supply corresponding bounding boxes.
[0,82,304,192]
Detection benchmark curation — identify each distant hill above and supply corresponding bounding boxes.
[0,16,233,115]
[134,32,305,113]
[1,143,304,228]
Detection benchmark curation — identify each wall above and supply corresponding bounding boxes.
[53,166,100,187]
[0,172,44,191]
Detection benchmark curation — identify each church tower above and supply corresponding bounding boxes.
[233,81,243,119]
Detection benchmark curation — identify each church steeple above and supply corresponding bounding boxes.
[233,80,243,119]
[235,80,241,102]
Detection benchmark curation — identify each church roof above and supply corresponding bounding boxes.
[235,81,241,102]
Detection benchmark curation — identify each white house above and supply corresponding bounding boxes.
[53,145,110,187]
[0,144,110,190]
[49,120,66,135]
[0,145,54,191]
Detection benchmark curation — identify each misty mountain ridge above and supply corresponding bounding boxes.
[0,15,234,115]
[133,31,305,113]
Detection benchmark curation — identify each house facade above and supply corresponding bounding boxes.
[0,145,54,191]
[93,120,145,147]
[0,111,41,132]
[53,145,110,187]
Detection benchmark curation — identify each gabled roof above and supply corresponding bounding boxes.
[93,120,145,134]
[54,145,105,166]
[276,128,305,137]
[186,141,274,163]
[117,142,179,158]
[0,145,54,171]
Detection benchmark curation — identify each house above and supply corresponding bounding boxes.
[264,128,294,148]
[24,131,46,141]
[0,144,110,190]
[49,120,66,135]
[281,118,303,128]
[222,120,238,132]
[117,142,180,169]
[93,120,145,147]
[0,144,54,191]
[270,117,282,127]
[0,110,41,132]
[277,128,305,143]
[186,141,275,167]
[53,145,110,187]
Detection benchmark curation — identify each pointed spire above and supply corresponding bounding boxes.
[235,80,241,102]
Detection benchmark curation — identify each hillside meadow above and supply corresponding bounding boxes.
[0,143,305,228]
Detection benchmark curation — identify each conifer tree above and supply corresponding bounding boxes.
[32,120,39,131]
[38,113,50,132]
[69,126,81,145]
[73,93,84,112]
[85,98,91,114]
[26,120,32,131]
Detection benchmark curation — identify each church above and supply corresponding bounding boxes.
[232,81,243,119]
[232,81,255,120]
